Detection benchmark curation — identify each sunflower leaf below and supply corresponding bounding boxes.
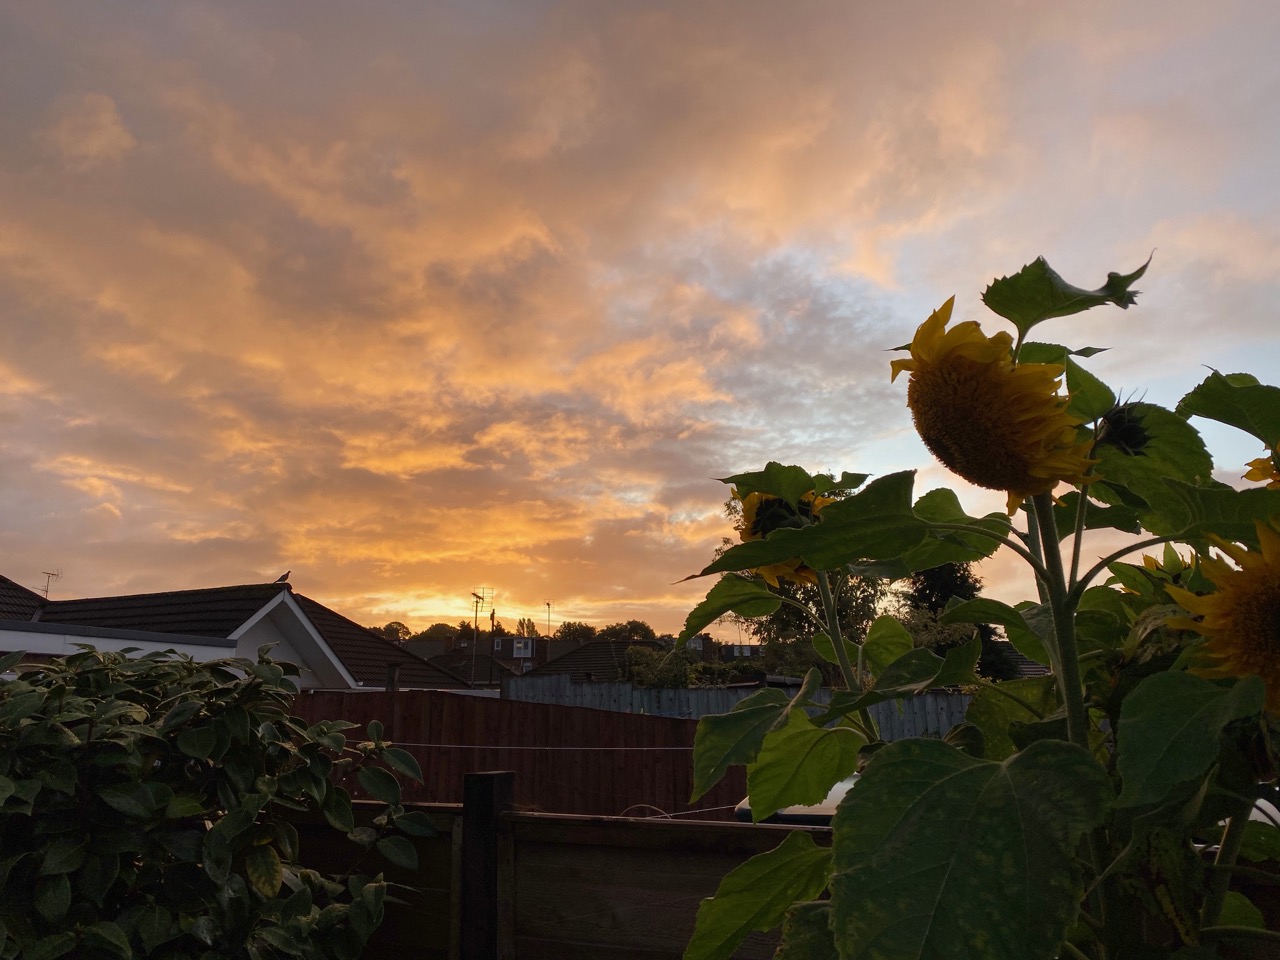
[982,254,1151,336]
[718,463,817,507]
[677,575,781,646]
[747,712,864,822]
[1176,370,1280,448]
[691,689,791,801]
[1116,672,1265,807]
[829,738,1111,960]
[1146,479,1280,544]
[695,472,926,576]
[1065,357,1117,421]
[685,831,832,960]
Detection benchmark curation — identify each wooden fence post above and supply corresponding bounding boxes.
[459,771,515,960]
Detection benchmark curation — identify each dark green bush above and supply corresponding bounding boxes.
[0,647,429,960]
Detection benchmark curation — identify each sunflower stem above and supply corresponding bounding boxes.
[1022,499,1052,605]
[1069,485,1092,590]
[1201,792,1256,929]
[1031,492,1109,945]
[815,571,877,739]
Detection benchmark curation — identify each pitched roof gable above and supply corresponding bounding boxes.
[292,595,469,689]
[36,583,291,638]
[0,575,46,621]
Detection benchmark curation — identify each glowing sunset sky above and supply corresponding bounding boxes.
[3,1,1278,636]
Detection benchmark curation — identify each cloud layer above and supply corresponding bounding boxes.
[2,1,1278,633]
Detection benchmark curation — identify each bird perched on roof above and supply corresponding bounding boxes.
[274,571,290,583]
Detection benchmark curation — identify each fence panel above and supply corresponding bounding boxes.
[292,689,745,820]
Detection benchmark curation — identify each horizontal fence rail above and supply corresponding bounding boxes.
[291,689,747,819]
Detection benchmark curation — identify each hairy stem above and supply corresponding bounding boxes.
[1201,792,1256,929]
[815,571,877,739]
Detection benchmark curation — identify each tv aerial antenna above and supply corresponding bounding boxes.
[544,599,555,635]
[41,569,62,599]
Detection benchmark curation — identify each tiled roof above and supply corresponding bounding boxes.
[292,595,468,689]
[525,639,665,683]
[36,583,289,638]
[0,575,45,621]
[426,650,518,685]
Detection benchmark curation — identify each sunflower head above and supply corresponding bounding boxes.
[890,299,1095,513]
[1244,447,1280,489]
[734,489,834,587]
[1167,521,1280,713]
[1096,402,1152,456]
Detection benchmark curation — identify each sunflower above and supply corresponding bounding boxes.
[735,490,834,587]
[1244,448,1280,489]
[890,297,1095,513]
[1167,521,1280,713]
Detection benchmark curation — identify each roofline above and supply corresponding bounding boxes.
[276,592,359,688]
[0,619,236,648]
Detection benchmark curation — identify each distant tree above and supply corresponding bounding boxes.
[897,562,1021,681]
[515,617,540,637]
[598,620,657,645]
[489,616,508,637]
[719,488,887,686]
[624,644,697,688]
[414,622,458,643]
[375,621,411,643]
[456,621,477,646]
[554,621,597,646]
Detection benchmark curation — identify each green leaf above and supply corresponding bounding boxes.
[376,836,418,870]
[685,831,832,960]
[1238,820,1280,863]
[245,844,283,899]
[860,617,914,679]
[747,712,864,823]
[810,631,859,671]
[691,689,790,802]
[321,785,355,833]
[367,719,384,743]
[677,575,781,645]
[964,676,1060,762]
[177,725,218,759]
[38,838,85,876]
[812,472,870,496]
[1218,891,1265,929]
[934,633,982,687]
[22,934,77,960]
[696,473,926,577]
[380,747,423,783]
[1177,370,1280,448]
[34,874,71,922]
[1017,342,1109,364]
[1065,356,1117,421]
[1142,479,1280,542]
[165,794,206,818]
[982,254,1150,336]
[718,462,818,507]
[1116,673,1265,807]
[97,782,156,819]
[357,766,402,805]
[776,902,839,960]
[82,921,131,958]
[830,739,1111,960]
[1051,491,1141,541]
[391,810,437,838]
[904,488,1011,570]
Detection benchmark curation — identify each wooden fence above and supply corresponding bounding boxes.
[291,689,747,819]
[293,773,825,960]
[502,674,971,739]
[297,773,1280,960]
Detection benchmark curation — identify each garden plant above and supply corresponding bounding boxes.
[678,256,1280,959]
[0,647,429,960]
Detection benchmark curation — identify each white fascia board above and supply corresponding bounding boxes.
[0,622,233,660]
[271,592,357,689]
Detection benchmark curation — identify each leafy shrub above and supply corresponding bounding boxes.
[0,647,429,960]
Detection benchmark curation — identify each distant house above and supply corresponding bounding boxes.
[521,638,666,684]
[0,574,468,691]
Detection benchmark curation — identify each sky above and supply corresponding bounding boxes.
[2,1,1279,638]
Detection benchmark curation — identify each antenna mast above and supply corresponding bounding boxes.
[40,569,62,599]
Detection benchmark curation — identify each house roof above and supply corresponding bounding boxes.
[0,574,468,690]
[0,575,46,621]
[34,583,290,638]
[525,639,665,683]
[292,595,468,689]
[426,649,519,685]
